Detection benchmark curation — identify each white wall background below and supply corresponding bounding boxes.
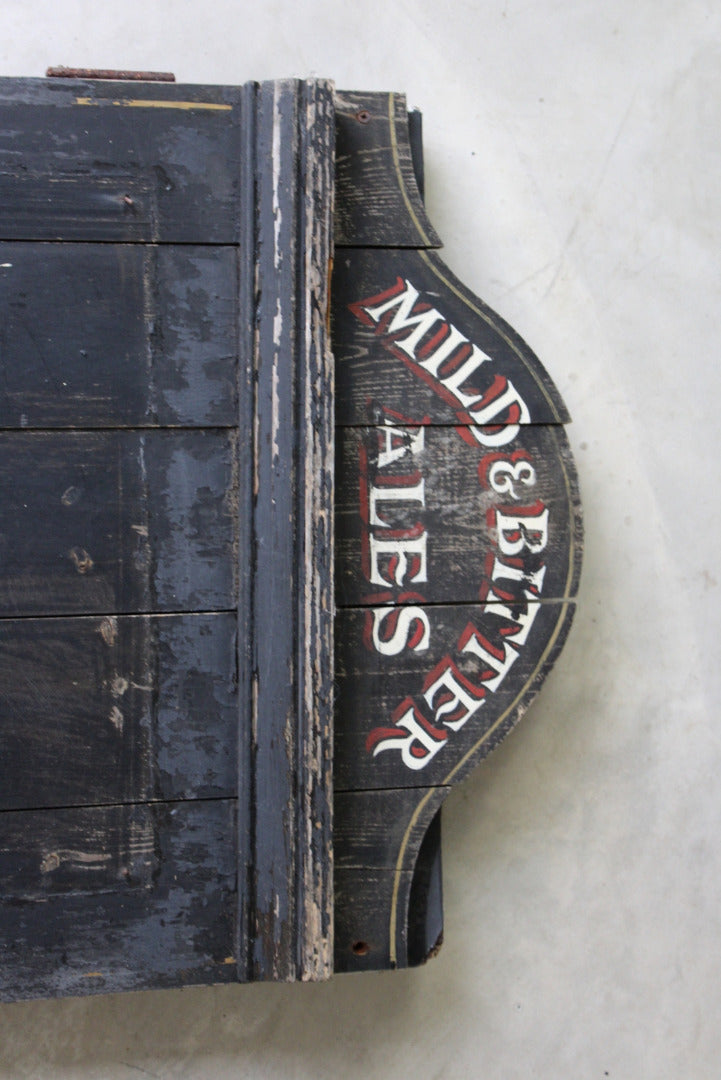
[1,2,719,1076]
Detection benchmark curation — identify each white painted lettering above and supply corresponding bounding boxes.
[369,479,425,527]
[369,534,428,586]
[369,704,446,770]
[371,605,431,655]
[363,280,443,356]
[462,628,519,691]
[483,590,543,647]
[377,424,425,470]
[495,507,549,556]
[423,662,485,732]
[490,558,547,594]
[488,458,537,500]
[467,380,531,447]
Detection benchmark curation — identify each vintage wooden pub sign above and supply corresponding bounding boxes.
[0,73,582,999]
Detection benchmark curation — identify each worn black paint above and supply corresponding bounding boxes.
[0,76,335,1000]
[0,79,242,243]
[334,599,577,792]
[335,423,582,607]
[0,799,237,1001]
[0,613,237,811]
[332,246,571,427]
[330,94,582,973]
[0,244,238,429]
[0,430,237,615]
[239,78,335,984]
[0,78,581,996]
[334,91,440,249]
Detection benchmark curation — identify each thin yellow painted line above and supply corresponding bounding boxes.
[388,92,431,247]
[417,248,564,423]
[74,96,232,111]
[388,428,578,965]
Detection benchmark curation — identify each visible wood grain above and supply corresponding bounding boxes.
[0,74,584,994]
[0,429,237,615]
[331,94,581,974]
[332,246,571,426]
[336,423,582,607]
[0,613,237,811]
[334,786,447,871]
[334,868,413,972]
[0,244,238,429]
[234,78,257,991]
[0,798,237,1001]
[334,91,441,248]
[334,599,577,792]
[334,794,445,972]
[0,74,339,1001]
[0,78,241,243]
[237,79,335,984]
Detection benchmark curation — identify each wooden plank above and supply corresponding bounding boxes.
[0,78,241,243]
[0,613,237,811]
[0,798,237,1001]
[236,79,335,984]
[335,599,577,792]
[0,429,237,615]
[234,78,257,990]
[336,423,582,607]
[334,786,447,871]
[332,246,571,426]
[0,244,238,428]
[331,92,583,972]
[335,868,413,972]
[334,91,441,248]
[335,792,445,972]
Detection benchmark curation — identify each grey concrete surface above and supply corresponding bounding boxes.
[1,1,719,1076]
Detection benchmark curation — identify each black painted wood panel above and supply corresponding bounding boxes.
[0,244,238,428]
[0,78,241,243]
[0,613,237,811]
[334,91,440,249]
[331,94,582,974]
[237,78,335,984]
[334,798,443,971]
[0,799,237,1001]
[0,429,237,615]
[0,75,580,995]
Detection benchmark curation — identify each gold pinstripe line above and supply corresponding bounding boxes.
[74,97,232,111]
[388,425,578,965]
[388,92,432,247]
[418,248,564,423]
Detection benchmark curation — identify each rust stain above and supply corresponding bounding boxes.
[47,66,176,81]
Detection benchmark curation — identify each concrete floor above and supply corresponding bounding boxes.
[1,1,719,1076]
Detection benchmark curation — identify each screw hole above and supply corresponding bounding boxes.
[356,110,371,124]
[351,940,370,956]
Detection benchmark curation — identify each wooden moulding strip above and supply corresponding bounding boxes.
[236,79,335,983]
